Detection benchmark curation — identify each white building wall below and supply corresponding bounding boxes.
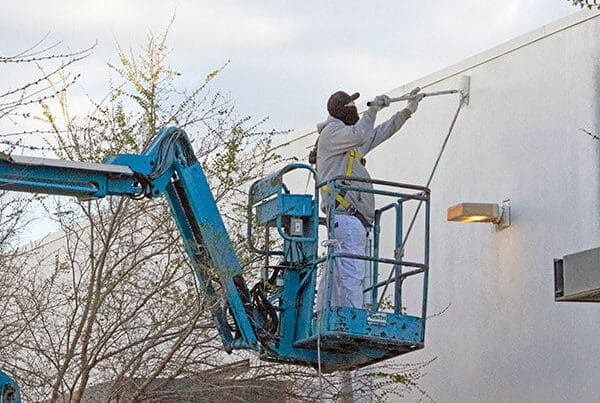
[278,10,600,403]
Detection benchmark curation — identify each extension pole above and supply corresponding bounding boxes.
[367,89,458,107]
[374,92,467,312]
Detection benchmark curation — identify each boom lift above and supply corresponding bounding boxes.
[0,370,18,403]
[0,126,431,400]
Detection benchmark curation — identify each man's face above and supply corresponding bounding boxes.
[344,100,358,116]
[342,100,359,125]
[327,91,360,125]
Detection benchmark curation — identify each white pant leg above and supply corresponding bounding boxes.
[334,215,367,308]
[316,214,367,310]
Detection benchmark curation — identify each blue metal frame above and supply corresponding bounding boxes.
[0,370,19,403]
[1,129,259,374]
[247,164,320,354]
[247,170,431,371]
[304,176,430,369]
[0,157,140,199]
[0,126,432,388]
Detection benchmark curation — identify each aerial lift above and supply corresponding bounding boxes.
[0,371,18,403]
[0,125,431,400]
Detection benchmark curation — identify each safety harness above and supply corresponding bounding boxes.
[310,141,371,228]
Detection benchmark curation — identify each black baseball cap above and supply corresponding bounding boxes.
[327,91,360,117]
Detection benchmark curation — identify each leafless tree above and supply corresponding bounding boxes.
[0,192,36,357]
[0,36,91,384]
[0,33,93,153]
[568,0,600,9]
[2,26,290,402]
[1,26,431,403]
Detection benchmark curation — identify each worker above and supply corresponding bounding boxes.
[315,88,424,310]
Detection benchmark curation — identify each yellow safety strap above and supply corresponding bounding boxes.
[346,149,358,176]
[322,149,363,210]
[322,184,352,209]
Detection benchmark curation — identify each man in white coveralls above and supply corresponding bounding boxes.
[315,88,423,309]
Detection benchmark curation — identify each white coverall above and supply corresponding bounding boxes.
[316,214,367,309]
[314,104,414,310]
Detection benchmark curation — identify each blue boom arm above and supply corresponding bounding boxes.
[1,126,431,399]
[0,370,19,403]
[0,127,259,355]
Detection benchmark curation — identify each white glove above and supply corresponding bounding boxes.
[370,94,391,111]
[406,87,424,114]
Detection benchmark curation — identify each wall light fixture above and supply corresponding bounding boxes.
[447,200,511,229]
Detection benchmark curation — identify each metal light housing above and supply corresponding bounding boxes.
[447,200,510,229]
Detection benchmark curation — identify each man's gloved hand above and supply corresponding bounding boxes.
[406,87,424,114]
[370,94,391,111]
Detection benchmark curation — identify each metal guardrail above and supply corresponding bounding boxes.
[317,176,430,320]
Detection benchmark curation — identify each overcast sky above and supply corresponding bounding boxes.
[0,0,581,134]
[0,1,585,240]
